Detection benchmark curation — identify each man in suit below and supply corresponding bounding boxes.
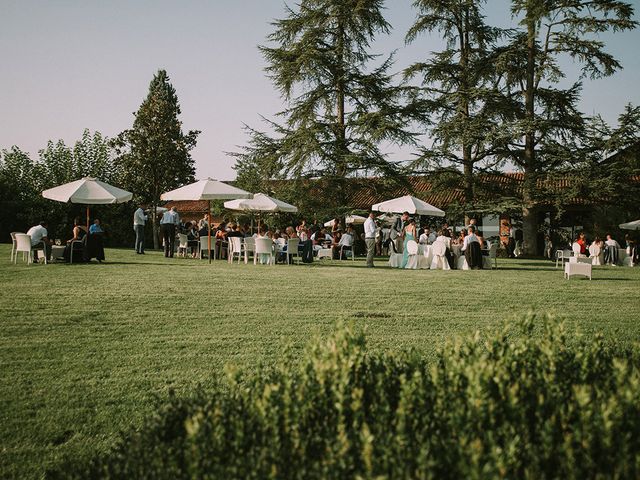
[391,211,409,254]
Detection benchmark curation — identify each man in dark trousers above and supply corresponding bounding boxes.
[160,207,180,257]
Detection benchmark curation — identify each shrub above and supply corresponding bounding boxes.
[51,315,640,479]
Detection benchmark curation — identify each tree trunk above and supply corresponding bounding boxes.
[460,9,473,225]
[334,18,348,210]
[152,202,159,249]
[522,15,538,256]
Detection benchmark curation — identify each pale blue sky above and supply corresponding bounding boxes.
[1,0,638,180]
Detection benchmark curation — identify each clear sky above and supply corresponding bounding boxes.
[1,0,638,181]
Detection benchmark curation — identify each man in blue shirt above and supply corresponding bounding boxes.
[160,207,180,258]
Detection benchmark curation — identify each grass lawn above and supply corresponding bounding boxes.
[1,244,639,478]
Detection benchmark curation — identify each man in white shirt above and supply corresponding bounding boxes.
[461,226,480,251]
[26,221,52,262]
[160,207,180,258]
[419,227,434,245]
[133,206,148,254]
[604,234,620,265]
[337,226,354,259]
[364,212,377,267]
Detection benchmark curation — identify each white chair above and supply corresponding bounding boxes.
[14,234,35,265]
[177,234,190,257]
[404,240,419,269]
[228,237,245,264]
[564,261,592,280]
[589,244,602,266]
[199,236,213,259]
[244,237,255,264]
[285,238,300,264]
[488,243,498,269]
[572,242,583,257]
[10,232,23,263]
[254,238,274,265]
[430,241,450,270]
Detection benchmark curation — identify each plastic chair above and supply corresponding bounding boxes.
[430,241,450,270]
[10,232,23,263]
[244,237,255,263]
[589,244,602,266]
[14,234,34,265]
[254,238,274,265]
[177,234,190,257]
[285,238,300,264]
[69,239,84,264]
[572,242,583,257]
[228,237,245,264]
[199,236,212,259]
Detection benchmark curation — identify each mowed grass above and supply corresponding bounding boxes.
[1,244,639,478]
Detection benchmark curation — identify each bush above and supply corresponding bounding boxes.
[51,316,640,479]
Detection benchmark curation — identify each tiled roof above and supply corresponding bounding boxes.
[162,172,639,213]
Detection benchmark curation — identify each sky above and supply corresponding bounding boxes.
[1,0,639,181]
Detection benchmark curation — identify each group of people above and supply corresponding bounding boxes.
[573,231,638,265]
[363,212,490,269]
[25,217,106,263]
[133,205,358,261]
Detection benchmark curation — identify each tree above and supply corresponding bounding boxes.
[113,70,199,248]
[405,0,509,223]
[234,0,416,212]
[498,0,637,255]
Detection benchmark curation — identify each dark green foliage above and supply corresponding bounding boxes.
[405,0,510,220]
[113,69,199,248]
[496,0,637,254]
[0,130,133,245]
[233,0,416,210]
[56,316,640,479]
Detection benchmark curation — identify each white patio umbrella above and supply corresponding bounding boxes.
[42,177,133,232]
[372,195,445,217]
[323,215,367,227]
[224,193,297,232]
[224,193,298,213]
[619,219,640,230]
[161,178,252,263]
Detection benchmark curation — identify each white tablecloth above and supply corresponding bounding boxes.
[389,245,432,269]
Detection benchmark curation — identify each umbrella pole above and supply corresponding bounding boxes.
[208,200,212,264]
[86,206,90,233]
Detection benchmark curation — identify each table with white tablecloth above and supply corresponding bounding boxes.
[389,244,433,269]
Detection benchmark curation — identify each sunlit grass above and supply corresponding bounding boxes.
[1,245,638,477]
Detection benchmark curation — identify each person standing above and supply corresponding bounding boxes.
[364,212,376,268]
[160,207,180,258]
[133,206,147,254]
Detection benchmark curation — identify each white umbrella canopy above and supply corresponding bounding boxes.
[42,177,133,234]
[324,215,367,227]
[372,195,445,217]
[619,219,640,230]
[160,178,252,201]
[161,179,252,263]
[42,177,133,204]
[224,193,298,213]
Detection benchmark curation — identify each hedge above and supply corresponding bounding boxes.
[50,315,640,479]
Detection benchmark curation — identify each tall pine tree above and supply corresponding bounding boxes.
[234,0,416,211]
[405,0,508,223]
[114,70,199,248]
[498,0,636,255]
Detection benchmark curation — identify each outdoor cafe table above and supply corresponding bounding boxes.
[389,244,433,269]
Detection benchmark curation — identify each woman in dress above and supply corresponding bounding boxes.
[401,218,417,268]
[63,217,87,262]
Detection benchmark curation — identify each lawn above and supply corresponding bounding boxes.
[1,245,639,478]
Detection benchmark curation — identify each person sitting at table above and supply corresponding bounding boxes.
[215,222,228,259]
[419,227,434,245]
[335,226,354,259]
[604,233,620,265]
[26,220,52,263]
[63,217,87,263]
[576,231,588,256]
[85,218,106,262]
[476,229,486,250]
[462,225,482,269]
[184,222,199,258]
[226,223,244,239]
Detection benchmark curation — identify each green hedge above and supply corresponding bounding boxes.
[51,316,640,479]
